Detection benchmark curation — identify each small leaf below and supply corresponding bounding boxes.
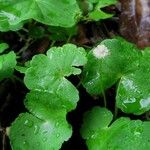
[87,0,117,21]
[81,107,150,150]
[0,51,16,81]
[0,43,9,53]
[81,107,113,139]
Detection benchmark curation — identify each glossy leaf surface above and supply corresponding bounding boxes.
[9,44,87,150]
[117,48,150,114]
[9,112,71,150]
[82,38,140,95]
[82,38,150,114]
[0,0,81,31]
[24,44,87,111]
[87,0,117,21]
[81,107,150,150]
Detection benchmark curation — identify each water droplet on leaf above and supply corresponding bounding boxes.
[43,137,47,142]
[55,122,59,127]
[24,120,33,127]
[34,125,39,135]
[56,133,60,138]
[91,134,96,139]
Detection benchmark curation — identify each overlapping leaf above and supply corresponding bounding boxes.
[24,44,87,111]
[9,44,87,150]
[82,38,140,95]
[87,0,117,21]
[116,48,150,114]
[0,0,81,31]
[81,107,150,150]
[82,38,150,115]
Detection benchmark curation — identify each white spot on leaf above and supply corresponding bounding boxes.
[92,44,109,59]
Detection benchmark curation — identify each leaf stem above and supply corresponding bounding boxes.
[114,103,118,119]
[50,40,55,47]
[66,35,71,43]
[102,90,107,107]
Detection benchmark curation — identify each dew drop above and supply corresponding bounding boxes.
[23,141,26,145]
[42,130,48,135]
[134,131,141,136]
[34,125,39,135]
[22,140,29,148]
[90,134,96,139]
[55,122,60,127]
[24,120,33,128]
[43,137,47,142]
[56,133,60,138]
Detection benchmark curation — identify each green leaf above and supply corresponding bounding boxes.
[116,48,150,115]
[81,106,113,139]
[87,0,117,21]
[48,26,77,41]
[24,44,87,111]
[9,44,87,150]
[0,0,81,31]
[29,26,45,39]
[9,112,72,150]
[81,107,150,150]
[0,51,16,81]
[82,38,140,95]
[15,61,31,74]
[0,43,9,53]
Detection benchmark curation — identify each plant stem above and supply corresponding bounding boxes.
[50,40,55,47]
[114,103,118,119]
[66,35,71,43]
[16,38,32,55]
[102,90,107,107]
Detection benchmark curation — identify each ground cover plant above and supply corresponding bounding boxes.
[0,0,150,150]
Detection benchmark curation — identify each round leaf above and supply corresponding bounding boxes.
[24,44,87,111]
[82,38,140,95]
[9,112,72,150]
[81,106,113,139]
[116,49,150,115]
[0,0,81,31]
[81,107,150,150]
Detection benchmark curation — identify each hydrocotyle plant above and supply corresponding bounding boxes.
[82,37,150,115]
[7,44,87,150]
[81,106,150,150]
